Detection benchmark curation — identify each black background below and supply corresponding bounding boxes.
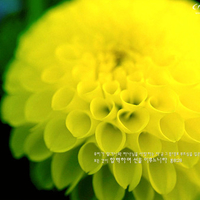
[1,0,200,199]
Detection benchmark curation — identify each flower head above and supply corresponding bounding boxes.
[2,0,200,199]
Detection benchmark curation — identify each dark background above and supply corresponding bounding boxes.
[1,0,71,199]
[1,0,200,199]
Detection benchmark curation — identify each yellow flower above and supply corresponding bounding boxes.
[1,0,200,199]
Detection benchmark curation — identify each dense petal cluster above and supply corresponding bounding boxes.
[2,0,200,199]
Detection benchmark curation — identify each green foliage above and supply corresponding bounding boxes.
[93,165,125,200]
[0,13,25,96]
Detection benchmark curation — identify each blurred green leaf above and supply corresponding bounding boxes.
[0,12,26,97]
[0,13,25,70]
[25,0,47,25]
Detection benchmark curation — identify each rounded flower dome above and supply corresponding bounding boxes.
[2,0,200,199]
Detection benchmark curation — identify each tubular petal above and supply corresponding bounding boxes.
[146,68,170,86]
[171,63,200,85]
[127,71,144,86]
[179,88,200,113]
[125,133,141,153]
[113,148,142,191]
[44,117,77,152]
[90,97,117,121]
[120,85,147,110]
[148,88,178,113]
[117,108,149,134]
[52,147,84,190]
[77,81,103,102]
[73,64,96,83]
[93,165,125,200]
[103,82,120,95]
[163,166,200,200]
[161,140,179,160]
[145,112,177,142]
[133,177,155,200]
[24,129,52,162]
[159,113,184,142]
[161,140,199,169]
[95,122,126,153]
[102,81,121,105]
[25,90,53,123]
[51,86,75,110]
[113,67,127,90]
[138,132,162,157]
[177,140,200,168]
[66,110,96,138]
[153,193,164,200]
[148,160,176,194]
[190,161,200,188]
[185,117,200,142]
[78,142,103,174]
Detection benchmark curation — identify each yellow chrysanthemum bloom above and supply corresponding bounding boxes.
[1,0,200,199]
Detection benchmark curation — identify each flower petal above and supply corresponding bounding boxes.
[93,165,125,200]
[95,122,126,153]
[113,148,142,191]
[3,60,25,94]
[77,81,103,102]
[25,90,53,123]
[149,88,178,113]
[90,97,117,121]
[163,166,200,200]
[159,113,184,142]
[51,86,75,110]
[30,158,54,190]
[66,110,97,138]
[41,65,65,84]
[117,108,149,134]
[138,132,162,157]
[20,65,48,92]
[179,88,200,113]
[70,175,97,200]
[1,94,28,126]
[44,117,77,152]
[24,129,52,161]
[102,81,121,105]
[113,67,127,89]
[185,117,200,142]
[177,140,200,168]
[120,84,147,110]
[9,125,31,158]
[78,142,103,174]
[147,160,176,194]
[133,177,155,200]
[171,63,200,85]
[52,147,84,190]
